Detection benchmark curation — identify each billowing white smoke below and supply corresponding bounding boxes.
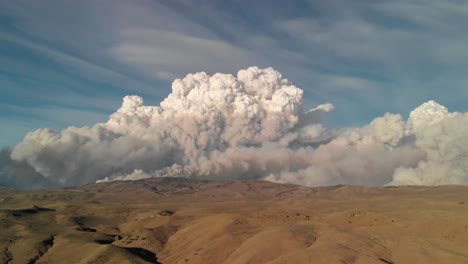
[390,101,468,185]
[11,67,330,186]
[9,67,468,187]
[96,169,149,183]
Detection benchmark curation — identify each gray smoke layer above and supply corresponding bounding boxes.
[8,67,468,188]
[0,147,57,189]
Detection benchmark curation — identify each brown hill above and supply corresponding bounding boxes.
[1,178,468,263]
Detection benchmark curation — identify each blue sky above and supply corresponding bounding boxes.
[1,0,468,148]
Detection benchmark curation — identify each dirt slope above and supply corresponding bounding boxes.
[1,178,468,263]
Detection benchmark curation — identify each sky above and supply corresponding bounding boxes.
[2,0,468,149]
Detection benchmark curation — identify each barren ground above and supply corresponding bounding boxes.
[1,178,468,263]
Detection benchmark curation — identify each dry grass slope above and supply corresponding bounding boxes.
[1,178,468,263]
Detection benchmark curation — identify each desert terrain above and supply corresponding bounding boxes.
[1,178,468,263]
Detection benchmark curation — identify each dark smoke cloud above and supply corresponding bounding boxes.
[0,147,58,189]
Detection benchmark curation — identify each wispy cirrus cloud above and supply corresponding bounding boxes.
[112,29,258,81]
[0,32,154,95]
[2,0,468,148]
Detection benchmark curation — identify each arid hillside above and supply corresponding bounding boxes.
[1,178,468,263]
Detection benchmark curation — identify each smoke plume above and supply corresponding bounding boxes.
[6,67,468,188]
[0,147,57,189]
